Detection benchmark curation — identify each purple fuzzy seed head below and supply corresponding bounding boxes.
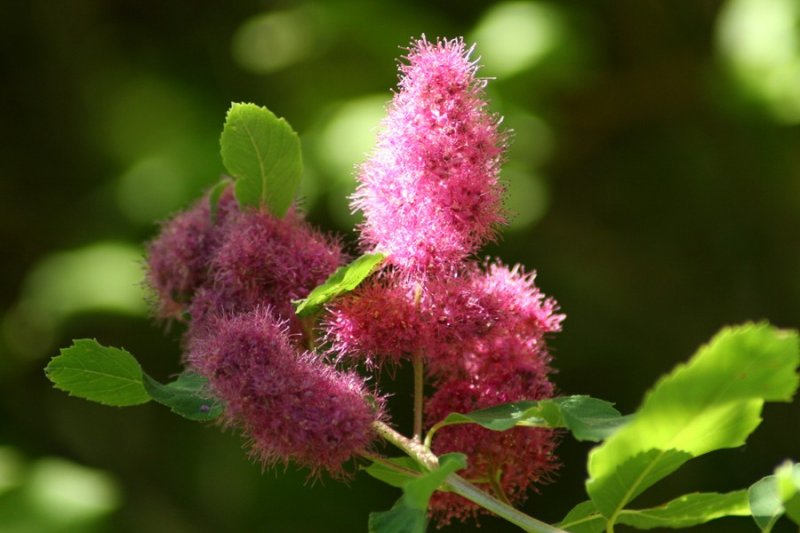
[189,308,381,475]
[145,185,237,320]
[352,36,507,274]
[425,366,559,526]
[194,207,344,331]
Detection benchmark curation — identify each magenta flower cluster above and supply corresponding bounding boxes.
[328,37,563,524]
[146,188,380,474]
[146,35,563,526]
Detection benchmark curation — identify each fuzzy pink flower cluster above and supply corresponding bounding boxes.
[146,187,381,474]
[328,36,564,524]
[352,37,506,274]
[146,34,563,526]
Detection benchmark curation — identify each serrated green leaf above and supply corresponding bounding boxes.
[294,253,385,317]
[220,102,301,217]
[368,453,466,533]
[586,323,800,524]
[364,457,425,489]
[45,339,151,407]
[617,491,750,529]
[143,372,223,421]
[558,501,605,533]
[749,461,800,531]
[428,395,628,444]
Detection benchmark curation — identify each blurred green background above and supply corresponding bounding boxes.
[1,0,799,531]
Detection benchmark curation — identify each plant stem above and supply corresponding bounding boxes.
[412,352,424,443]
[488,465,512,505]
[372,421,565,533]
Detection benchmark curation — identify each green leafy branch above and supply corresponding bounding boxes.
[45,339,222,422]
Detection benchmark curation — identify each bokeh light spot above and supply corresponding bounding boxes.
[26,458,120,523]
[470,1,565,77]
[232,8,320,74]
[20,242,146,320]
[0,447,24,495]
[717,0,800,123]
[116,154,190,224]
[315,95,387,183]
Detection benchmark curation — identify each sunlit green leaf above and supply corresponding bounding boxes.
[368,453,466,533]
[618,491,749,529]
[558,501,605,533]
[45,339,150,407]
[749,461,800,531]
[294,253,385,316]
[562,492,750,531]
[586,323,799,523]
[220,102,302,217]
[143,371,223,421]
[428,395,628,444]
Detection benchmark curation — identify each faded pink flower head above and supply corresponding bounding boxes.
[189,308,381,475]
[190,207,344,334]
[353,37,507,274]
[145,186,237,320]
[425,366,559,526]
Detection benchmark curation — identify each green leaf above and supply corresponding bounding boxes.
[781,462,800,525]
[45,339,150,407]
[368,453,466,533]
[749,461,800,531]
[208,178,231,223]
[220,102,302,217]
[586,323,799,523]
[364,457,425,489]
[142,372,223,421]
[294,253,386,317]
[46,340,224,422]
[428,395,629,444]
[561,492,750,531]
[618,491,750,529]
[558,501,605,533]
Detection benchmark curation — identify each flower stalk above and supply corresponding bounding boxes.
[372,421,565,533]
[412,352,424,442]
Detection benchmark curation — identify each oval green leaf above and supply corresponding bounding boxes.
[45,339,150,407]
[294,253,385,317]
[220,102,302,217]
[426,395,629,447]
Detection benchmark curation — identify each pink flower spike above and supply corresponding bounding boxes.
[353,37,507,274]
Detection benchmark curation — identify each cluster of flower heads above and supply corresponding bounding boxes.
[328,36,564,525]
[146,34,563,525]
[146,187,380,475]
